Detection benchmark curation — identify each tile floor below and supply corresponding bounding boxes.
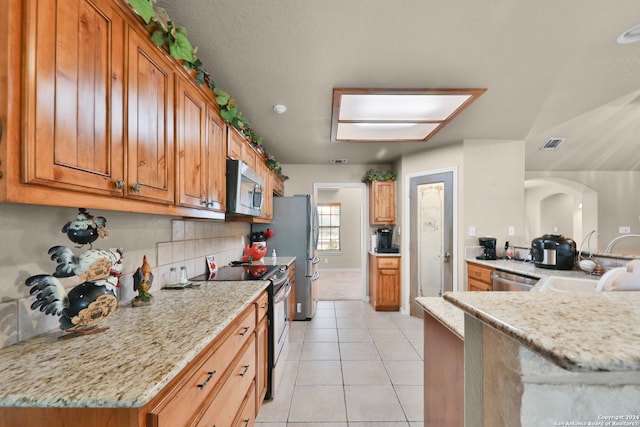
[256,300,424,427]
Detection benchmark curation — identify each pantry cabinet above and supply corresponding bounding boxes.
[369,254,401,311]
[369,180,396,224]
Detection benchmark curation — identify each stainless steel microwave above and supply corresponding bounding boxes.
[226,159,263,217]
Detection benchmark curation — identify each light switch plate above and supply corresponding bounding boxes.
[619,226,631,234]
[508,226,515,236]
[469,226,476,236]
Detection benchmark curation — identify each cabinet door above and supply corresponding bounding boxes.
[126,28,174,204]
[257,160,273,221]
[370,180,396,224]
[227,126,244,160]
[176,76,207,209]
[377,268,400,309]
[22,0,124,195]
[256,316,268,407]
[206,110,227,212]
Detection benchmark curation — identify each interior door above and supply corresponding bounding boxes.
[409,171,454,317]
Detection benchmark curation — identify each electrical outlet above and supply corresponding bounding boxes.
[619,226,631,234]
[469,226,476,236]
[508,226,515,236]
[297,303,302,313]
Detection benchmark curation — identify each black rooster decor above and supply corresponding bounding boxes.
[25,246,123,337]
[62,208,108,248]
[25,209,123,338]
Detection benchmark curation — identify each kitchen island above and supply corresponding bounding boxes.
[442,291,640,426]
[0,280,270,426]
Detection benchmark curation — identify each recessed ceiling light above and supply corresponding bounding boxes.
[273,104,287,114]
[617,23,640,44]
[330,88,486,142]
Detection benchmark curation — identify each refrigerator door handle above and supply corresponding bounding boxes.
[308,271,320,281]
[311,256,320,265]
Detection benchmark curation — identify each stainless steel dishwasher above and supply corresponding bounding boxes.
[491,269,539,291]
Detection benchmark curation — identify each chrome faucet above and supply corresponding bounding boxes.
[604,234,640,253]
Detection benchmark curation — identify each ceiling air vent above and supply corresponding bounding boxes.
[329,159,349,164]
[540,137,566,151]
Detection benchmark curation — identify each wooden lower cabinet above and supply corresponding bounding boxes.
[368,254,400,311]
[467,262,494,291]
[424,312,463,426]
[255,292,269,409]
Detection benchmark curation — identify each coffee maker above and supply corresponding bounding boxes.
[376,227,398,253]
[477,237,497,260]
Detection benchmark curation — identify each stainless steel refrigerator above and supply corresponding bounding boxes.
[252,195,319,320]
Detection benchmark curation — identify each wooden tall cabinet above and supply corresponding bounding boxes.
[126,27,175,204]
[22,0,126,196]
[368,254,401,311]
[369,180,396,224]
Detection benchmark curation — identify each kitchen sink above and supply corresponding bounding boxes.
[535,276,598,292]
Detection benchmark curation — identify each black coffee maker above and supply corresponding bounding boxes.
[477,237,497,260]
[376,227,398,253]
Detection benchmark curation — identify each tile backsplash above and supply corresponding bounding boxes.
[0,203,250,349]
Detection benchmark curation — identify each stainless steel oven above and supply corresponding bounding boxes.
[190,263,290,400]
[268,267,291,400]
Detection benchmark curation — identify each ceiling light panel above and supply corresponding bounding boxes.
[331,88,486,143]
[338,94,473,121]
[336,123,440,141]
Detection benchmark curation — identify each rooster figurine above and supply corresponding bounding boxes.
[25,246,123,336]
[62,208,108,248]
[132,255,154,307]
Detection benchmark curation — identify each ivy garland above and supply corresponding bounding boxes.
[126,0,284,177]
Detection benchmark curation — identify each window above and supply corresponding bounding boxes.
[317,203,341,251]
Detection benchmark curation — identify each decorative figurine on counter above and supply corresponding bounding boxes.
[132,255,154,307]
[62,208,108,248]
[243,228,273,262]
[25,246,123,338]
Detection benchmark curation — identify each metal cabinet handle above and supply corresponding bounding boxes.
[202,199,209,206]
[130,182,141,193]
[114,179,125,189]
[239,326,250,336]
[197,370,216,389]
[239,364,250,377]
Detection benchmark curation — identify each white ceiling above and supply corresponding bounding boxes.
[156,0,640,171]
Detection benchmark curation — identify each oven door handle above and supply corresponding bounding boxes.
[274,281,292,304]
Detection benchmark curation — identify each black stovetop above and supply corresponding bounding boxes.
[190,264,281,282]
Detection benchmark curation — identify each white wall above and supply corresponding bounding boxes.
[526,171,640,252]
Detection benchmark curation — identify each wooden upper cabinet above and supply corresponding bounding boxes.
[176,76,226,212]
[227,125,257,170]
[369,180,396,224]
[126,27,175,204]
[22,0,125,196]
[206,108,227,213]
[176,75,207,209]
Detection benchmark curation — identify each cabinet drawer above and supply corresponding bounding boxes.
[197,339,257,427]
[234,381,256,427]
[256,291,268,322]
[151,305,256,427]
[467,263,493,284]
[468,277,492,292]
[377,257,400,269]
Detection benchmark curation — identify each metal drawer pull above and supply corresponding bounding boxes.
[239,326,250,336]
[197,370,216,389]
[242,419,250,427]
[239,364,250,377]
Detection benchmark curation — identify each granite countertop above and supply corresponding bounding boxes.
[443,291,640,372]
[0,280,269,408]
[467,257,597,280]
[415,297,464,339]
[368,250,401,257]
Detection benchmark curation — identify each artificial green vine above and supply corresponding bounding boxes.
[126,0,282,173]
[361,169,397,183]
